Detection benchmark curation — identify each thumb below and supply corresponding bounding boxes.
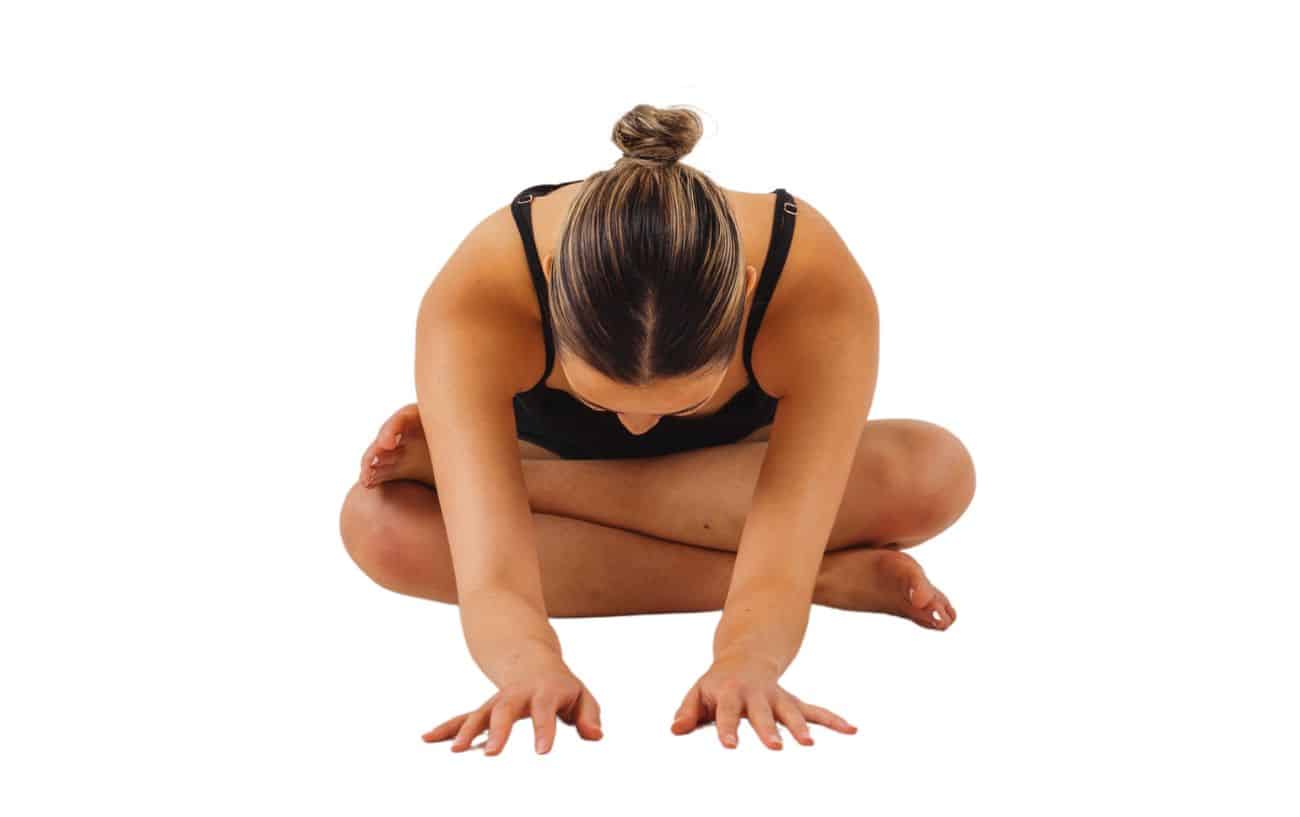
[572,687,603,740]
[672,684,702,734]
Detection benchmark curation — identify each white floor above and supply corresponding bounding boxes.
[7,449,1291,813]
[4,2,1296,814]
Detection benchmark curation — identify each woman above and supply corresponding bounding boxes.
[338,104,976,755]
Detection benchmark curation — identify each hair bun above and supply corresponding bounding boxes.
[611,104,704,166]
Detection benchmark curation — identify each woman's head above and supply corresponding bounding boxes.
[542,104,756,431]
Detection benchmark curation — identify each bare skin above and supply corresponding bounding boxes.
[349,403,969,628]
[339,180,976,752]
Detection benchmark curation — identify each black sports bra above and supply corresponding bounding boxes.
[508,180,798,459]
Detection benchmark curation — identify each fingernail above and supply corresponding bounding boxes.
[395,433,403,445]
[371,455,379,465]
[908,587,915,603]
[724,734,737,747]
[535,737,546,753]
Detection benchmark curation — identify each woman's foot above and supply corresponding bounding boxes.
[359,403,436,489]
[815,546,957,630]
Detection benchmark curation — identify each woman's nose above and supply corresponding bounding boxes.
[618,414,660,435]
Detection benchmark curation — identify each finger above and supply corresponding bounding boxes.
[744,692,783,750]
[671,684,703,735]
[531,693,559,754]
[485,696,524,755]
[798,701,858,735]
[451,706,491,752]
[715,688,743,748]
[946,599,957,625]
[772,695,814,746]
[571,687,603,740]
[422,712,469,743]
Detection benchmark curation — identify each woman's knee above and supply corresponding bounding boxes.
[338,480,455,600]
[896,420,975,535]
[848,419,975,544]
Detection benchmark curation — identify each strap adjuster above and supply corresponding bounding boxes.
[516,193,534,205]
[783,200,798,216]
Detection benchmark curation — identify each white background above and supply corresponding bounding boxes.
[2,1,1297,813]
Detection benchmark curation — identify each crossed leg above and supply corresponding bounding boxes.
[339,405,975,625]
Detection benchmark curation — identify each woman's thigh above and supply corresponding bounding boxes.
[513,417,971,552]
[516,424,774,461]
[518,438,566,460]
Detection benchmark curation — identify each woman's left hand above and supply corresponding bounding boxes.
[670,655,858,749]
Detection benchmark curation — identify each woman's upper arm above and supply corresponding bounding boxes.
[411,214,548,605]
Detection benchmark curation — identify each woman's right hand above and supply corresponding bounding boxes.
[421,662,603,755]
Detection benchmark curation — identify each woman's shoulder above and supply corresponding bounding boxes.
[418,204,549,394]
[727,187,868,311]
[425,202,541,310]
[751,189,870,294]
[745,191,878,397]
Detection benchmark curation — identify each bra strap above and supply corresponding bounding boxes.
[510,186,557,391]
[743,188,798,393]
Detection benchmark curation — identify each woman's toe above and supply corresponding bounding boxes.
[927,595,954,630]
[906,575,937,612]
[365,463,389,486]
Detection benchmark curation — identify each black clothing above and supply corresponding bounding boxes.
[509,180,798,459]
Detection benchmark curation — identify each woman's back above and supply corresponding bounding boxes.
[341,104,971,759]
[423,180,811,455]
[507,179,800,458]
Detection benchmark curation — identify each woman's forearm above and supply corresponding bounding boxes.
[412,298,571,688]
[459,585,567,686]
[712,577,814,676]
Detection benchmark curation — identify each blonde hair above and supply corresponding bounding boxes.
[548,103,747,385]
